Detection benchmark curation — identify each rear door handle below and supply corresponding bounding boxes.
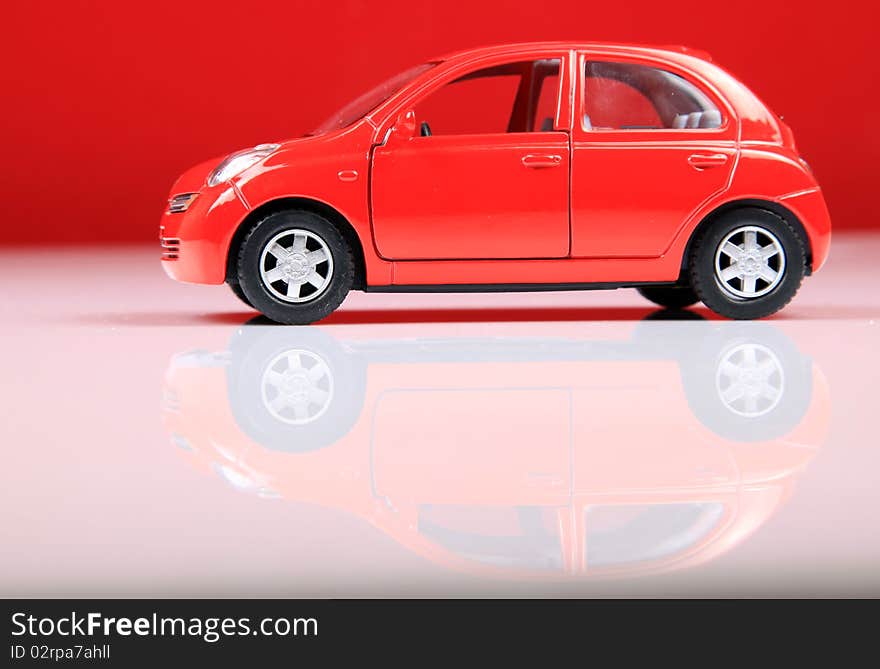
[522,154,562,168]
[687,152,729,169]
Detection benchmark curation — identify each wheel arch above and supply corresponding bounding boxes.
[679,199,813,279]
[225,197,367,290]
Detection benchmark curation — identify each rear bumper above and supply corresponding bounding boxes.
[159,184,249,285]
[778,187,832,273]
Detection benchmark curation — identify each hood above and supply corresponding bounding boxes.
[168,156,224,195]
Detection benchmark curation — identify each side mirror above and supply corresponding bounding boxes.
[393,110,417,140]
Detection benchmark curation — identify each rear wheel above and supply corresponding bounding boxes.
[237,210,354,325]
[637,284,699,309]
[688,208,805,320]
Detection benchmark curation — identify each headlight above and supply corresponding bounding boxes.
[207,143,279,187]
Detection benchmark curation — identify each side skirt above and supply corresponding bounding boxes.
[364,281,678,294]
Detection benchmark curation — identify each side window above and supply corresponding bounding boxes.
[531,62,561,132]
[414,59,561,136]
[583,61,722,131]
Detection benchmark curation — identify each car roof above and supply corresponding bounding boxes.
[396,41,779,143]
[433,41,714,64]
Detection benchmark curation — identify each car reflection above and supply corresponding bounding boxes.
[162,313,829,581]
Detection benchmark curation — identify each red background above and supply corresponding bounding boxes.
[1,1,876,245]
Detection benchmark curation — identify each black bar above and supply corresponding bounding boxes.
[1,599,874,665]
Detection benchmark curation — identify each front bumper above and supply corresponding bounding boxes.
[159,181,249,285]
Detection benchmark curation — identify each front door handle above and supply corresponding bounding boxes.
[522,154,562,168]
[687,152,729,169]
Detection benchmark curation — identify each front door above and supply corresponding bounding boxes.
[370,56,571,260]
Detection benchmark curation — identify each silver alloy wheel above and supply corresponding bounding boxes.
[713,225,786,299]
[715,342,784,418]
[260,348,333,425]
[259,229,334,303]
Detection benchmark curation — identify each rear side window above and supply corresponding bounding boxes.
[583,61,722,131]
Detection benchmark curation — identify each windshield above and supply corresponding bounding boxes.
[312,62,436,135]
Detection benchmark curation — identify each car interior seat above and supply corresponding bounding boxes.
[672,110,722,129]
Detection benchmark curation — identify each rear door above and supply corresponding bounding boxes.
[571,55,737,258]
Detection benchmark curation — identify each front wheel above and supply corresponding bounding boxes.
[636,284,699,309]
[237,210,354,325]
[227,281,255,309]
[688,208,806,320]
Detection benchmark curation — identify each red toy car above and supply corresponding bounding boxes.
[160,42,831,324]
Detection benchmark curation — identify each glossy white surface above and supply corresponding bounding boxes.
[1,235,878,597]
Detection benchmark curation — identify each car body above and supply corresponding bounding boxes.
[163,319,829,580]
[160,42,831,323]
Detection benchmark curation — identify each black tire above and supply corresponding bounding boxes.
[688,208,806,320]
[227,281,255,309]
[637,284,700,309]
[237,210,354,325]
[226,325,366,452]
